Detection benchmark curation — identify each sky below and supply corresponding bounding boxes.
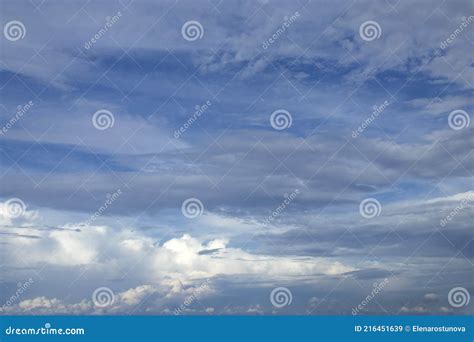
[0,0,473,315]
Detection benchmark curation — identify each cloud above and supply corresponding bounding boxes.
[0,0,472,315]
[2,224,355,280]
[400,305,429,314]
[423,293,439,302]
[0,201,358,313]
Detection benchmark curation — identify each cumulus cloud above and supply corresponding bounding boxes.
[1,223,355,280]
[0,201,357,313]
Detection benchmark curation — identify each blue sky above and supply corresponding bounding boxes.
[0,0,473,315]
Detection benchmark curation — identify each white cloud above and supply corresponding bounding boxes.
[0,200,357,313]
[423,293,439,301]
